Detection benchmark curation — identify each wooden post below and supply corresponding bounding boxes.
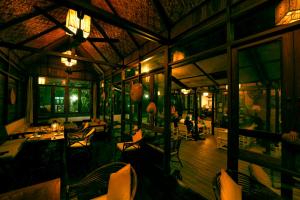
[212,92,215,135]
[163,46,171,175]
[65,73,69,122]
[138,61,142,129]
[226,0,239,174]
[193,88,198,135]
[275,85,280,133]
[121,66,125,138]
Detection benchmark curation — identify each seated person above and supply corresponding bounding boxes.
[184,116,193,134]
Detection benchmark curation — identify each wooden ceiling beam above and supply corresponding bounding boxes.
[20,35,69,61]
[79,45,105,76]
[171,76,189,89]
[92,19,123,59]
[0,4,59,31]
[50,0,168,44]
[34,6,74,35]
[16,25,61,46]
[0,41,123,67]
[89,42,109,63]
[151,0,172,30]
[104,0,140,49]
[193,63,219,86]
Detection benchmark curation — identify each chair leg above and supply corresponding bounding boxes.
[177,153,183,167]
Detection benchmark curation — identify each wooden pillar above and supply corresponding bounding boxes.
[275,86,280,133]
[32,75,38,125]
[65,74,70,122]
[96,81,100,118]
[193,88,198,134]
[110,73,113,133]
[212,92,215,135]
[187,93,191,113]
[121,67,125,138]
[103,80,106,121]
[226,0,239,174]
[138,61,142,129]
[199,92,202,118]
[163,47,171,175]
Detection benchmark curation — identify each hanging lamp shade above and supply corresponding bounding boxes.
[146,102,157,114]
[61,50,77,67]
[276,0,300,25]
[66,9,91,38]
[130,83,143,102]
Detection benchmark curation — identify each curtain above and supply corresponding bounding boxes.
[26,76,33,124]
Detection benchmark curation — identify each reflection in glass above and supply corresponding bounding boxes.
[238,41,281,133]
[54,87,65,113]
[142,76,150,124]
[154,73,164,127]
[70,88,79,113]
[81,89,90,113]
[39,86,51,113]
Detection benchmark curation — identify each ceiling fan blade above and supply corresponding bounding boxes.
[88,38,119,43]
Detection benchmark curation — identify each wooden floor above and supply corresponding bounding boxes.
[172,135,249,199]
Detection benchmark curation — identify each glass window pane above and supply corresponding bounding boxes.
[54,87,65,113]
[81,89,90,113]
[142,76,151,124]
[39,86,51,113]
[141,51,164,73]
[125,66,138,78]
[39,77,66,86]
[154,73,164,127]
[70,88,79,113]
[238,41,281,132]
[69,80,91,88]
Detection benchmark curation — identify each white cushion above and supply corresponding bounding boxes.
[132,129,142,143]
[220,169,242,200]
[117,142,139,152]
[107,164,131,200]
[249,164,272,188]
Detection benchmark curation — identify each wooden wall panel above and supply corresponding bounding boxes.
[294,30,300,131]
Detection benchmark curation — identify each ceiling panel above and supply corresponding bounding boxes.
[195,54,227,74]
[181,76,213,88]
[172,64,203,79]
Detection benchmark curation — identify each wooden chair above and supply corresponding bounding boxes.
[116,129,143,153]
[213,170,282,200]
[68,127,96,148]
[170,137,183,167]
[67,162,137,200]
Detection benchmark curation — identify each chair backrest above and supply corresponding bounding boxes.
[85,128,95,141]
[68,162,137,200]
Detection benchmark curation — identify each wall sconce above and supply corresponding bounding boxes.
[181,89,190,95]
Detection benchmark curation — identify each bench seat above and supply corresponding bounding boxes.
[0,139,25,160]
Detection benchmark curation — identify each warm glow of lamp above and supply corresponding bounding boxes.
[181,89,190,95]
[172,51,185,62]
[38,77,46,85]
[276,0,300,25]
[61,50,77,67]
[66,9,91,38]
[203,92,209,96]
